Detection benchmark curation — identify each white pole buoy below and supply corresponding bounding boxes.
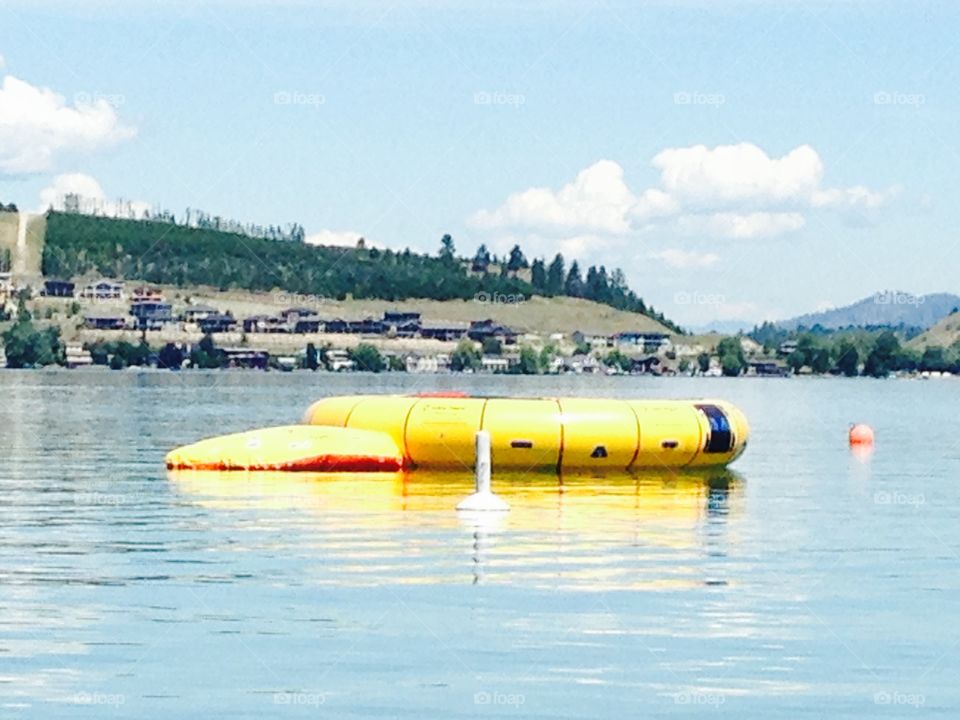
[456,431,509,512]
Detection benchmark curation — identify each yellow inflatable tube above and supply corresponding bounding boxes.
[304,394,748,472]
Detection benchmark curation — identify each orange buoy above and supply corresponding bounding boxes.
[848,423,875,446]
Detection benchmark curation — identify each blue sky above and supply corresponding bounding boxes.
[1,0,957,326]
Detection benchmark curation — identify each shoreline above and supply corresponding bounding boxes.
[2,364,951,380]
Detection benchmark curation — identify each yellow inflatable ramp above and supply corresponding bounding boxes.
[165,425,404,472]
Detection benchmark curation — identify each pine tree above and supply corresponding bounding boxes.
[439,234,455,261]
[530,258,547,291]
[546,253,565,295]
[564,261,584,297]
[507,244,528,272]
[472,244,491,273]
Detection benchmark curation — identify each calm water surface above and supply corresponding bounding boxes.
[1,371,958,718]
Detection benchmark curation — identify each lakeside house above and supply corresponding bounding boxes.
[778,339,798,357]
[198,312,237,334]
[64,343,93,368]
[292,315,323,333]
[280,307,318,323]
[383,310,422,338]
[323,318,349,333]
[347,317,385,335]
[42,279,75,297]
[420,322,468,341]
[481,355,510,373]
[406,354,440,373]
[748,360,789,377]
[183,304,219,323]
[130,300,173,330]
[563,355,603,374]
[326,349,355,371]
[615,331,671,353]
[131,285,164,303]
[84,311,127,330]
[405,353,453,373]
[242,315,289,333]
[81,279,124,300]
[231,310,512,343]
[383,310,421,325]
[571,330,611,349]
[220,347,270,370]
[467,319,518,345]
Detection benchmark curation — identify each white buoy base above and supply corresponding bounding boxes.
[457,490,510,512]
[456,430,510,512]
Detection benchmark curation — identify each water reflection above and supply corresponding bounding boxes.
[167,469,743,591]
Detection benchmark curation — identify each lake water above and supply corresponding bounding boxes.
[1,371,958,718]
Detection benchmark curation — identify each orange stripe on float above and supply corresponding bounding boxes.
[166,455,404,473]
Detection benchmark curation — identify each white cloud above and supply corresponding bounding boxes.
[470,160,634,235]
[651,248,720,269]
[810,185,889,209]
[305,229,377,248]
[0,74,135,175]
[631,188,678,222]
[39,173,150,218]
[702,211,806,239]
[652,143,823,207]
[470,142,889,244]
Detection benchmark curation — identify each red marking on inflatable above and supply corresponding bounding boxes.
[166,455,404,472]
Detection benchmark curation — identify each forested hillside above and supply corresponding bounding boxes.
[41,212,680,331]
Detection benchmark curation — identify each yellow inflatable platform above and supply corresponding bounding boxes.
[167,394,748,473]
[302,394,748,471]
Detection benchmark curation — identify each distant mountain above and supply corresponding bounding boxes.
[777,291,960,331]
[687,320,753,335]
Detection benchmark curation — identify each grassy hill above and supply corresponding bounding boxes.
[158,285,672,335]
[39,211,680,332]
[910,312,960,350]
[0,211,45,279]
[0,212,16,272]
